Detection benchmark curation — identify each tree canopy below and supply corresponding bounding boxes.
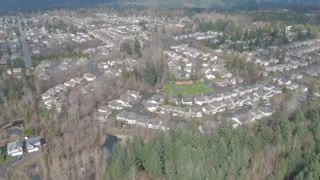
[108,101,320,180]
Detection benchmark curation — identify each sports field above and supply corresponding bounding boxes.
[163,81,213,96]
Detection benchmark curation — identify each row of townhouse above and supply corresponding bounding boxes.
[116,111,169,131]
[273,77,308,91]
[164,50,193,79]
[201,89,279,116]
[70,32,93,43]
[97,58,137,77]
[94,105,114,122]
[145,83,284,119]
[170,44,220,61]
[88,30,115,49]
[265,59,309,73]
[6,136,41,157]
[164,44,232,81]
[144,95,165,112]
[157,105,203,118]
[34,58,89,80]
[229,107,275,128]
[41,73,97,111]
[93,13,163,26]
[108,90,141,110]
[286,38,320,50]
[90,26,135,48]
[174,31,222,41]
[304,64,320,77]
[244,39,320,75]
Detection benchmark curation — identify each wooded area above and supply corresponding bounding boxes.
[108,99,320,180]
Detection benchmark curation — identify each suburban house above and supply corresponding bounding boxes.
[287,83,299,91]
[167,96,180,105]
[146,118,170,131]
[145,102,159,112]
[231,89,239,97]
[64,80,77,88]
[238,87,247,96]
[83,73,96,82]
[148,95,164,104]
[98,105,112,114]
[116,111,137,124]
[126,90,140,100]
[7,140,23,156]
[26,136,41,153]
[223,92,232,100]
[205,73,216,80]
[216,94,224,102]
[194,96,207,106]
[71,77,84,85]
[190,107,203,118]
[159,105,173,115]
[206,94,218,104]
[250,110,265,122]
[55,84,69,93]
[263,85,275,91]
[258,107,274,117]
[96,105,113,122]
[108,99,125,110]
[272,88,282,94]
[119,95,134,107]
[41,91,52,100]
[116,111,169,131]
[43,96,57,109]
[181,97,193,106]
[224,99,236,110]
[95,112,109,122]
[229,110,257,128]
[300,86,308,93]
[171,107,186,117]
[202,105,217,115]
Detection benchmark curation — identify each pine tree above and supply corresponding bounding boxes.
[134,38,142,58]
[145,149,163,177]
[131,136,144,169]
[144,62,158,86]
[109,146,130,179]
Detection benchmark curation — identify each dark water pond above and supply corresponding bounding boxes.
[31,175,40,180]
[104,134,118,154]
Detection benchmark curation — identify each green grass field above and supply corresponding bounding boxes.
[163,81,213,96]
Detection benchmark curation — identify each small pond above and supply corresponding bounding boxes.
[31,175,40,180]
[104,134,118,154]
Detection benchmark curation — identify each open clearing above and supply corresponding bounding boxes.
[163,81,213,96]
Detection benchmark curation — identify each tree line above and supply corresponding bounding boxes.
[199,19,318,50]
[120,38,142,58]
[225,56,261,82]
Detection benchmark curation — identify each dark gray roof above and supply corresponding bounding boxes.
[182,97,193,102]
[7,140,23,152]
[26,136,41,146]
[145,102,158,108]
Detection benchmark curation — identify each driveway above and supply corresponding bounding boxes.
[0,165,7,178]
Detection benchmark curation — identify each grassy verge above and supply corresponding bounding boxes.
[0,154,13,166]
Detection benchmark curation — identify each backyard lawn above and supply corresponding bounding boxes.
[163,81,213,96]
